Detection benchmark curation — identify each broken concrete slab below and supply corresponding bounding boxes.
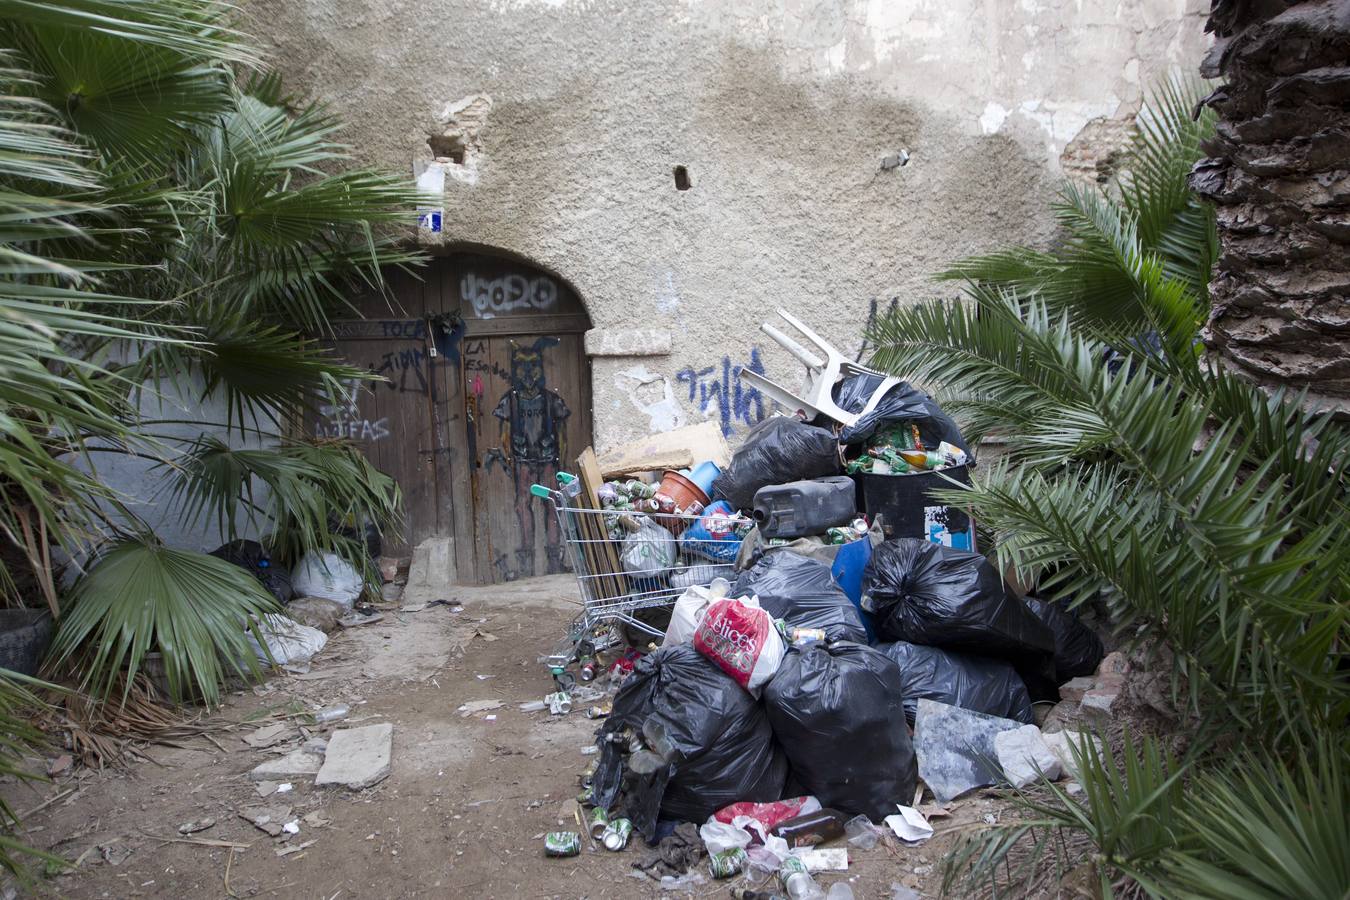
[994,724,1063,788]
[243,722,293,749]
[1042,730,1103,783]
[315,723,392,790]
[1057,676,1096,704]
[239,804,292,837]
[248,747,325,782]
[913,698,1023,804]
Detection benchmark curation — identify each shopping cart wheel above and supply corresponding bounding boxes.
[577,638,596,659]
[554,670,576,692]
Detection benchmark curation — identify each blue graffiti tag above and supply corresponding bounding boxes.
[676,348,767,436]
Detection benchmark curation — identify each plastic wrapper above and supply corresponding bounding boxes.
[680,501,746,563]
[291,551,362,607]
[861,539,1055,665]
[876,640,1034,725]
[833,372,969,450]
[590,645,787,842]
[712,417,840,511]
[1022,595,1105,684]
[763,642,917,822]
[620,516,677,577]
[734,552,868,644]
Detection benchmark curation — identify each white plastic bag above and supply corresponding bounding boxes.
[699,820,752,856]
[664,579,732,645]
[620,516,677,577]
[692,596,785,694]
[291,552,363,607]
[247,613,328,666]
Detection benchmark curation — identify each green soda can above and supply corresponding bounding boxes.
[601,817,633,851]
[576,786,593,807]
[544,831,581,857]
[587,806,610,839]
[709,847,748,878]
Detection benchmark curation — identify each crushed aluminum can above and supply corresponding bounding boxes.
[790,627,829,645]
[709,847,748,878]
[586,806,610,839]
[544,831,581,857]
[585,703,612,720]
[545,691,572,715]
[601,817,632,851]
[779,854,809,886]
[576,786,593,807]
[579,761,596,789]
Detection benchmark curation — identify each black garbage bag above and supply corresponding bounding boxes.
[862,539,1055,665]
[734,552,868,644]
[1023,595,1105,684]
[590,644,786,842]
[876,640,1034,726]
[764,642,917,822]
[833,372,969,450]
[712,417,840,511]
[209,539,292,604]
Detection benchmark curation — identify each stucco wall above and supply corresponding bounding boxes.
[243,0,1210,451]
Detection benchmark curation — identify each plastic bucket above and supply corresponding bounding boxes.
[653,470,711,535]
[686,460,721,497]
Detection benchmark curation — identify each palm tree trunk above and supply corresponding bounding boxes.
[1189,0,1350,415]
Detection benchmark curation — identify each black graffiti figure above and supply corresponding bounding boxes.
[493,337,570,578]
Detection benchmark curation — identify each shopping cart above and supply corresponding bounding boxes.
[529,481,745,689]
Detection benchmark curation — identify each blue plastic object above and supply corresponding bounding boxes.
[831,538,878,643]
[687,460,721,497]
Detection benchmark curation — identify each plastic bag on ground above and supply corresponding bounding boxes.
[1022,595,1105,683]
[713,796,821,831]
[291,551,363,607]
[699,820,752,856]
[832,372,969,450]
[861,539,1055,664]
[692,597,785,693]
[763,642,917,822]
[734,552,868,644]
[712,417,841,511]
[876,640,1034,725]
[590,644,787,842]
[246,613,327,666]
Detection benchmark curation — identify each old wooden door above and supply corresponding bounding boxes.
[323,254,591,584]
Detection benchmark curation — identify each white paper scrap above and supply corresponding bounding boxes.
[884,806,934,843]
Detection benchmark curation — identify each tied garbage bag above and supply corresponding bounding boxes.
[764,642,917,822]
[862,539,1055,665]
[712,417,840,511]
[833,372,969,450]
[590,645,787,842]
[734,552,868,644]
[876,641,1034,725]
[291,551,363,607]
[210,539,292,604]
[1022,595,1105,683]
[693,597,785,693]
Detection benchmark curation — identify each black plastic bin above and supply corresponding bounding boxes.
[852,465,975,550]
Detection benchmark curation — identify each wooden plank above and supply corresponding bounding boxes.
[595,421,731,477]
[575,447,627,600]
[462,314,590,337]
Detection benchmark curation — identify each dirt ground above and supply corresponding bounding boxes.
[4,575,1005,899]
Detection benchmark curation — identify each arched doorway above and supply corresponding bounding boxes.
[320,251,593,584]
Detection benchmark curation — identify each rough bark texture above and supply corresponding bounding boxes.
[1189,0,1350,413]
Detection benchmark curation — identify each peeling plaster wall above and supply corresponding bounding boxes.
[243,0,1209,451]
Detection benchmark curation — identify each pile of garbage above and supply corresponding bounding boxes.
[539,312,1107,894]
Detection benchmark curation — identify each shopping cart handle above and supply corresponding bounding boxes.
[530,484,554,499]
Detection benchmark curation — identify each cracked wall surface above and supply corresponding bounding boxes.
[243,0,1210,449]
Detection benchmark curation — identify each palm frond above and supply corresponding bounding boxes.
[46,539,280,706]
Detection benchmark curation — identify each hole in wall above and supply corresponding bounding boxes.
[428,134,467,164]
[673,165,691,191]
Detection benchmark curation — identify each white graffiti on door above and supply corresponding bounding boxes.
[314,378,390,441]
[461,271,558,318]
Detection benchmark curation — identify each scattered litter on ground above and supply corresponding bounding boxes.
[176,818,214,835]
[456,700,503,717]
[884,806,934,844]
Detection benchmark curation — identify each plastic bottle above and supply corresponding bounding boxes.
[770,808,847,847]
[751,477,857,538]
[313,704,349,725]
